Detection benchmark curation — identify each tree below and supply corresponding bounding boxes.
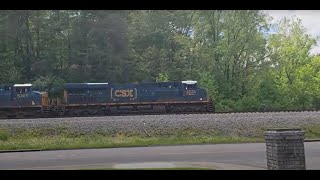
[267,17,317,110]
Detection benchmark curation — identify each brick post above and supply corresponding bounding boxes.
[264,128,306,170]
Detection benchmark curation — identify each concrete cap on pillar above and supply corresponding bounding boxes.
[264,128,305,140]
[264,128,302,131]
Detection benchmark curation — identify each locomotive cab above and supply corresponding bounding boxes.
[182,80,197,96]
[181,80,209,102]
[13,84,42,106]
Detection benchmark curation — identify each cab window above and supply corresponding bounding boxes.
[186,84,196,89]
[16,87,29,93]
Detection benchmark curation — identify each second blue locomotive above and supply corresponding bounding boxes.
[61,80,214,116]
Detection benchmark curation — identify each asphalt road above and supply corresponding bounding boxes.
[0,142,320,170]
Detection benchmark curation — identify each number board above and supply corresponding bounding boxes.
[186,89,196,96]
[17,93,28,99]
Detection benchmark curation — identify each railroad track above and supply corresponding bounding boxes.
[1,109,320,120]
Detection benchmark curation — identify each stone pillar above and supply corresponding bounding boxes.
[264,128,306,170]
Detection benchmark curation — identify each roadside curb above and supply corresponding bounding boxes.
[0,149,42,153]
[304,139,320,142]
[0,139,319,153]
[173,162,266,170]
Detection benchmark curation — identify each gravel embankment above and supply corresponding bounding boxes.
[1,112,320,137]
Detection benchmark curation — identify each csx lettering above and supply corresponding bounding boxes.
[115,89,134,97]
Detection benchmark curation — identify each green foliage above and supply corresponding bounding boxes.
[0,10,319,112]
[216,99,236,112]
[33,76,66,97]
[257,76,279,102]
[266,17,318,111]
[234,96,260,112]
[155,73,169,82]
[0,58,20,84]
[312,97,320,110]
[198,71,219,99]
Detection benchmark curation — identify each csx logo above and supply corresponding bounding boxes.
[115,89,134,98]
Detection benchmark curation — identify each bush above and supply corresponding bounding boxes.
[33,76,66,98]
[312,97,320,110]
[198,71,219,100]
[216,99,236,112]
[155,73,169,82]
[257,100,273,111]
[234,96,260,112]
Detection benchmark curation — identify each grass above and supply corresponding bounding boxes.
[0,128,9,141]
[83,167,213,170]
[0,132,263,151]
[301,125,320,139]
[1,124,320,151]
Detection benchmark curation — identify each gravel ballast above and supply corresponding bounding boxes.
[1,112,320,137]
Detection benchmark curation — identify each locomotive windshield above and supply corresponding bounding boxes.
[13,84,33,99]
[16,87,30,93]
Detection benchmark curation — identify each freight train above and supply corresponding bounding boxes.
[0,81,215,119]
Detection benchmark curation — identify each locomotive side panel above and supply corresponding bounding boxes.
[0,85,13,107]
[64,83,88,105]
[153,82,184,102]
[87,83,109,104]
[109,84,138,103]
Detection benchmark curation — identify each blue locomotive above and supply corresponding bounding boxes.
[0,84,48,118]
[61,80,214,116]
[0,80,215,118]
